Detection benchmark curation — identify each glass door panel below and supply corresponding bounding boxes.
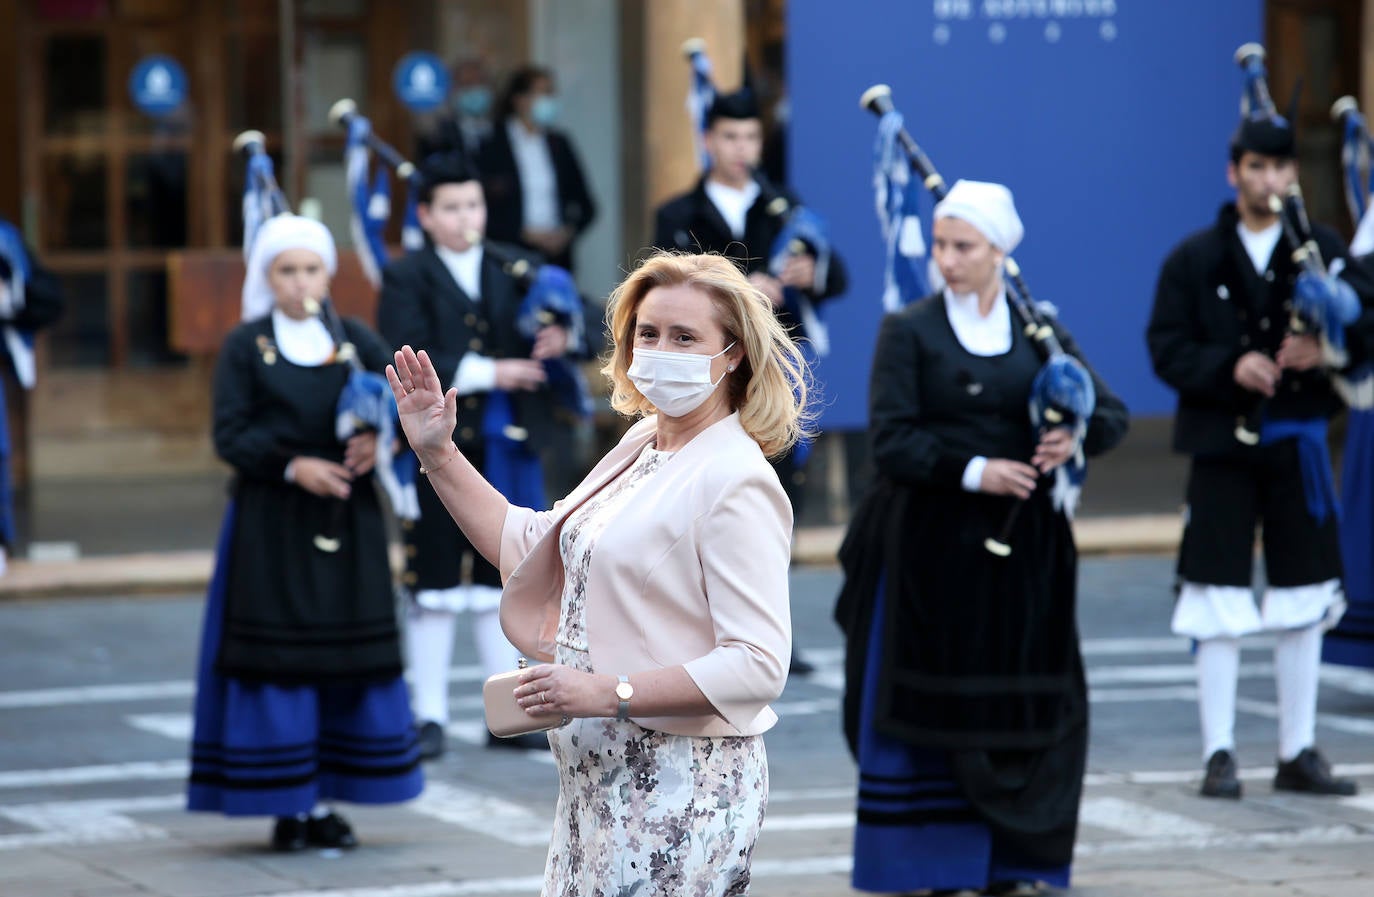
[41,154,109,250]
[127,269,186,367]
[48,273,111,368]
[125,152,188,248]
[43,34,108,137]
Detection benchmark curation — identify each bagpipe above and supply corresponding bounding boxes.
[328,98,426,286]
[323,99,590,510]
[681,38,833,359]
[328,95,591,414]
[432,233,574,511]
[1231,43,1361,445]
[682,38,716,173]
[232,130,291,256]
[859,84,1096,557]
[233,129,418,550]
[1332,95,1374,253]
[469,228,596,422]
[0,222,39,552]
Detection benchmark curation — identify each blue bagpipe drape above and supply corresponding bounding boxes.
[871,109,932,313]
[481,263,594,510]
[0,222,37,548]
[339,113,421,521]
[1327,102,1374,668]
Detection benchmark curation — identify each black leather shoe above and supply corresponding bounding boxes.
[415,720,445,761]
[1274,747,1358,796]
[788,649,816,676]
[1200,749,1242,799]
[270,816,308,852]
[306,811,358,849]
[486,731,550,751]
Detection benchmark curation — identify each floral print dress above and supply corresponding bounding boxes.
[543,445,769,897]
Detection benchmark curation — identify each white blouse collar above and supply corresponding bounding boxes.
[942,286,1012,357]
[271,309,336,367]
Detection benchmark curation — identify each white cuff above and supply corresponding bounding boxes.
[961,456,988,492]
[284,459,298,483]
[454,354,497,395]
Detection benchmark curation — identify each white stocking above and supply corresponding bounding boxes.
[472,602,519,682]
[1274,624,1322,762]
[405,608,457,725]
[1196,637,1241,759]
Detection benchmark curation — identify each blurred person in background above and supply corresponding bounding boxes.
[479,65,597,274]
[417,56,495,165]
[187,214,423,852]
[377,153,581,759]
[0,220,64,575]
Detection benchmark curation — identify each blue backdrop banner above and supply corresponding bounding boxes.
[789,0,1264,428]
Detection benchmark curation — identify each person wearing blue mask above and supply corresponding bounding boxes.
[418,57,494,164]
[479,65,597,273]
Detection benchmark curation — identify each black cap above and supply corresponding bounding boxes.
[1230,115,1296,161]
[706,89,760,127]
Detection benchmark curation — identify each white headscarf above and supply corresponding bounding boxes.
[933,180,1024,253]
[240,214,338,321]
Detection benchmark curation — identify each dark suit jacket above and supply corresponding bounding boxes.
[1147,203,1374,455]
[377,241,566,590]
[478,123,596,272]
[652,175,848,339]
[376,243,559,453]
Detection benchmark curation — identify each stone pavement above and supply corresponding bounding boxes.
[5,561,1374,897]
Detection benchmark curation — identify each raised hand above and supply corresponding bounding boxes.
[386,346,459,460]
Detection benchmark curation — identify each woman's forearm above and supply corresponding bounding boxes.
[417,442,511,567]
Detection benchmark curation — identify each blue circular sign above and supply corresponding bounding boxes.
[128,55,187,118]
[393,52,450,113]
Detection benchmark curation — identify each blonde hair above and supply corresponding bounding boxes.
[601,251,813,458]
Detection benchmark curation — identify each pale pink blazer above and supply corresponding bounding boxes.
[498,412,793,737]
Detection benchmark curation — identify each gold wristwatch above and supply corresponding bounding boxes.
[615,675,634,721]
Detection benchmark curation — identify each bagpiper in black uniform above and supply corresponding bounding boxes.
[652,90,848,675]
[377,154,576,758]
[1147,109,1374,800]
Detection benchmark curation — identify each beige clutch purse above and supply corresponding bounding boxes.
[483,660,568,738]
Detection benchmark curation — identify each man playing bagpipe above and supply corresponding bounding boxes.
[1146,46,1374,800]
[652,88,848,675]
[0,220,64,574]
[377,153,587,758]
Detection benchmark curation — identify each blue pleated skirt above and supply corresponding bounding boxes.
[852,576,1071,894]
[187,502,424,817]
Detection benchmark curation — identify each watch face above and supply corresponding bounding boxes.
[615,682,634,701]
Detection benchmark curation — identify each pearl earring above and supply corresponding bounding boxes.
[727,365,735,371]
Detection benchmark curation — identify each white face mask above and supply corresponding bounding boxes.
[628,342,736,417]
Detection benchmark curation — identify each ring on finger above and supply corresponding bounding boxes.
[541,691,548,705]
